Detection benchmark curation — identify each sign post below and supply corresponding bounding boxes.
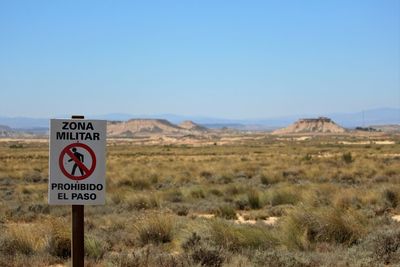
[72,203,84,267]
[71,115,84,267]
[49,115,106,267]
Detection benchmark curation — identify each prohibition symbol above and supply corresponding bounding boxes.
[59,143,97,180]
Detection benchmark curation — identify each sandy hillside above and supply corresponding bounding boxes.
[179,120,208,132]
[107,119,209,137]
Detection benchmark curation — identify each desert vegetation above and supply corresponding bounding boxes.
[0,133,400,266]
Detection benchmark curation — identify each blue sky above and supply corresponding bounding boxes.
[0,0,399,119]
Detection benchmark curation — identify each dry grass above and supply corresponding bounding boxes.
[1,223,45,255]
[0,134,399,266]
[280,206,368,250]
[134,213,175,245]
[208,219,278,251]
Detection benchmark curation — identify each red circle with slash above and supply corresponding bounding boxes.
[59,143,96,180]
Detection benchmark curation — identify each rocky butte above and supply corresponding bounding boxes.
[272,117,346,134]
[107,119,208,137]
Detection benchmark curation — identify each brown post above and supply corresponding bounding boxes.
[72,205,84,267]
[71,115,84,267]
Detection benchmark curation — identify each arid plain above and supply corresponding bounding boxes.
[0,123,400,266]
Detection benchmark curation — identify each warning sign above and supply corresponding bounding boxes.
[49,119,106,205]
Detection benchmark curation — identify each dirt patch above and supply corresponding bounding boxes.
[339,140,395,145]
[194,213,215,219]
[0,138,48,143]
[392,215,400,222]
[339,141,371,145]
[375,140,395,145]
[235,214,257,225]
[193,213,279,226]
[234,215,279,225]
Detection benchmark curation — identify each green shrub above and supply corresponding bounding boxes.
[218,175,233,184]
[247,189,261,209]
[183,233,225,267]
[303,154,312,161]
[173,205,189,216]
[209,188,223,197]
[182,232,202,251]
[253,250,312,267]
[9,144,23,149]
[235,199,248,210]
[342,152,353,164]
[149,173,159,184]
[208,220,277,251]
[190,188,205,199]
[260,175,272,185]
[215,205,237,220]
[119,177,151,190]
[191,247,224,267]
[370,227,400,264]
[85,235,109,261]
[126,194,159,210]
[111,192,124,205]
[383,189,398,208]
[225,185,245,196]
[269,188,300,206]
[280,207,366,250]
[163,189,183,203]
[28,203,50,214]
[0,229,34,255]
[47,222,71,258]
[200,171,213,179]
[106,246,189,267]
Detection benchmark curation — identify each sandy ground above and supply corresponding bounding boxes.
[392,215,400,222]
[0,138,48,143]
[193,213,279,226]
[375,140,396,145]
[339,140,395,145]
[235,214,278,225]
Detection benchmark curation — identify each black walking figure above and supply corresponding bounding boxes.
[68,147,84,176]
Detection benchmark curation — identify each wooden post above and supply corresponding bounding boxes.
[72,205,84,267]
[71,115,84,267]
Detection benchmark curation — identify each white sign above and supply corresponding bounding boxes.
[48,119,106,205]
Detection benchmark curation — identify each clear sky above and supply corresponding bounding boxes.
[0,0,399,119]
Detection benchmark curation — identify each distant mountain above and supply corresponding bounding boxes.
[328,108,400,128]
[89,113,138,121]
[1,107,398,130]
[18,127,49,135]
[0,125,12,131]
[0,116,49,129]
[236,108,400,129]
[141,108,400,128]
[371,124,400,133]
[0,125,15,137]
[98,114,240,125]
[0,124,35,138]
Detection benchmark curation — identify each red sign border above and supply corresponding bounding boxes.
[59,142,97,181]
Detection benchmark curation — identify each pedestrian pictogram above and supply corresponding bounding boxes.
[59,143,97,180]
[69,148,84,176]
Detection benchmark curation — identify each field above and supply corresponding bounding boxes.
[1,133,400,266]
